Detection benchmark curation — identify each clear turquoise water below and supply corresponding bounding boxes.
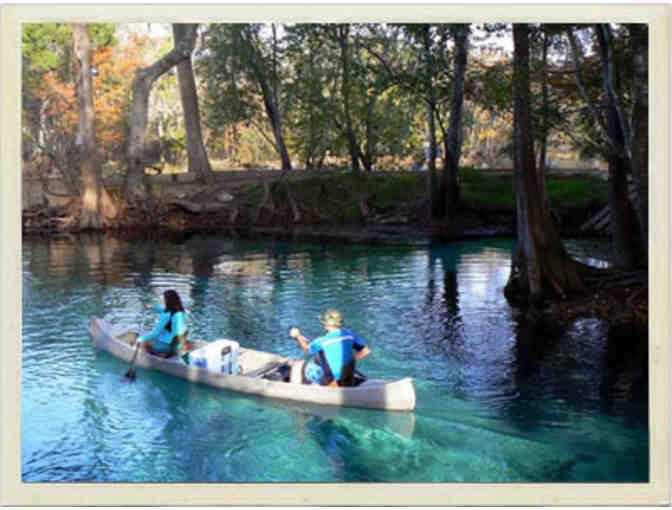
[21,233,648,483]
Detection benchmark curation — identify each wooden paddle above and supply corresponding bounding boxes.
[126,308,149,380]
[125,341,141,380]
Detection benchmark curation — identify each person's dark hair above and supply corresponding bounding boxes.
[163,290,184,313]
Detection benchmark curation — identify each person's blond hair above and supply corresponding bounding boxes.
[319,309,344,328]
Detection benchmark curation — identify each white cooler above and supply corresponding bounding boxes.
[188,339,239,375]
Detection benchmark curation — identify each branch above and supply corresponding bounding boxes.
[596,23,633,160]
[565,28,609,138]
[250,118,279,151]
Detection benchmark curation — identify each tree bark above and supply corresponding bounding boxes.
[440,24,469,218]
[242,27,292,171]
[72,23,117,229]
[123,24,198,203]
[361,96,377,172]
[537,28,551,212]
[629,23,649,259]
[595,24,641,269]
[337,25,362,172]
[172,24,215,185]
[422,25,438,221]
[505,24,584,304]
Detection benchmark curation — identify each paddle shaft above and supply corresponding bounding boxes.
[126,308,149,379]
[125,342,141,379]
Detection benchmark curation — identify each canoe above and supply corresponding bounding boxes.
[89,318,416,411]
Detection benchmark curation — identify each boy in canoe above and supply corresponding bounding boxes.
[289,309,371,387]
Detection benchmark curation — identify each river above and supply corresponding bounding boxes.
[21,233,648,482]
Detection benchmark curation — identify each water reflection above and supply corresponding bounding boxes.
[599,323,648,422]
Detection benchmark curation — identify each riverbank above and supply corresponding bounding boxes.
[22,168,608,243]
[23,169,647,328]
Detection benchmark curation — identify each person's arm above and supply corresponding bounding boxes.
[138,312,171,343]
[354,345,371,361]
[289,327,312,354]
[352,332,370,361]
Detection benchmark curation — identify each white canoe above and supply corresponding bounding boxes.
[89,318,416,411]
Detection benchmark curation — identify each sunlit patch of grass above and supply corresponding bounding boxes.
[241,168,606,222]
[460,168,515,209]
[460,168,607,210]
[546,176,608,208]
[159,163,187,175]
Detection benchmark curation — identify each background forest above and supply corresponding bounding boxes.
[23,23,617,178]
[22,22,648,303]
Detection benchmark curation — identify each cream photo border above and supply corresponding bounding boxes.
[1,3,669,506]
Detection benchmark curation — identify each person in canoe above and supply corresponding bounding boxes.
[137,289,188,358]
[289,309,371,387]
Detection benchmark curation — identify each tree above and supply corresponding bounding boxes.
[627,23,648,257]
[283,24,335,169]
[505,23,584,304]
[172,24,215,184]
[335,24,363,172]
[123,23,199,203]
[201,24,293,170]
[437,24,470,218]
[594,23,641,269]
[565,24,646,269]
[72,23,117,229]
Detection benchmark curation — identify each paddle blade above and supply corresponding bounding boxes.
[125,369,136,381]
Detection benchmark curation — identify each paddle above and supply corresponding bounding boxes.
[126,307,149,380]
[125,342,141,381]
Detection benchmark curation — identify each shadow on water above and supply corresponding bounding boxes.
[291,405,417,482]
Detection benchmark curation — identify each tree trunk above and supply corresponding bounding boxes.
[505,24,584,304]
[242,29,292,171]
[338,25,361,172]
[440,24,469,218]
[629,23,648,259]
[422,26,438,221]
[261,80,292,170]
[595,24,640,269]
[72,23,117,229]
[172,24,215,184]
[361,96,376,172]
[123,24,198,203]
[537,29,551,212]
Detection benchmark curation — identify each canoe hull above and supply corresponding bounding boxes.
[89,318,416,411]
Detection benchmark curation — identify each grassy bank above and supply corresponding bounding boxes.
[245,168,608,220]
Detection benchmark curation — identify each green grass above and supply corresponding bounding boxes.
[460,168,515,210]
[546,177,608,208]
[460,168,607,210]
[242,169,607,221]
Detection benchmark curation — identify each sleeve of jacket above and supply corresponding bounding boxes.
[171,312,187,337]
[139,312,171,343]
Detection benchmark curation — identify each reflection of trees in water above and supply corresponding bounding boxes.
[25,233,130,286]
[421,250,464,359]
[505,313,570,431]
[506,314,648,430]
[599,323,648,423]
